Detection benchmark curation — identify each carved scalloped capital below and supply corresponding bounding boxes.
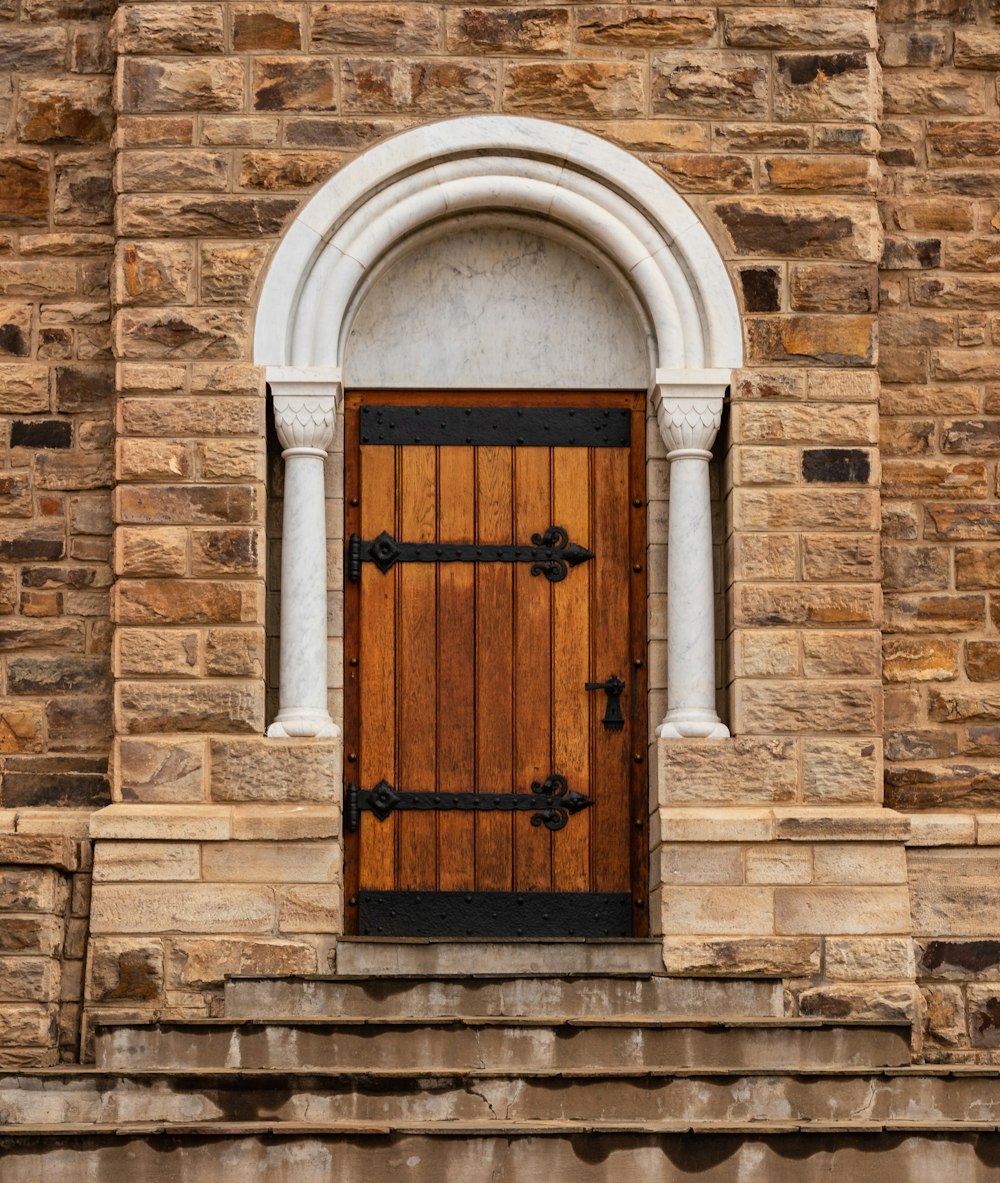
[652,386,726,458]
[268,366,343,454]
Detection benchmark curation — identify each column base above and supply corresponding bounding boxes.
[655,708,730,739]
[267,708,341,739]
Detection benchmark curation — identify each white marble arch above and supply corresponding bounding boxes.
[254,114,743,741]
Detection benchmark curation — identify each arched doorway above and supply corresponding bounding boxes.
[254,115,743,937]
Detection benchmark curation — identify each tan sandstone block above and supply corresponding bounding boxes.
[503,61,644,116]
[88,937,163,1003]
[655,844,743,887]
[662,936,820,977]
[202,840,338,883]
[734,681,881,734]
[906,813,977,846]
[825,937,916,981]
[657,737,797,804]
[799,984,917,1022]
[277,884,341,933]
[169,937,318,987]
[116,628,199,678]
[734,631,800,677]
[116,737,206,804]
[117,681,265,735]
[90,804,230,841]
[211,738,341,803]
[802,738,881,804]
[653,808,774,845]
[774,887,910,934]
[230,806,341,841]
[661,887,774,936]
[93,841,201,882]
[91,884,273,934]
[813,843,907,886]
[116,439,193,482]
[730,535,797,581]
[745,844,813,885]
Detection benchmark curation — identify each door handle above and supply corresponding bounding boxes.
[585,675,626,732]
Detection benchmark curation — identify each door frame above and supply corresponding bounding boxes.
[342,389,649,937]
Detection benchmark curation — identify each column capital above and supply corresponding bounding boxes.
[267,366,343,454]
[651,374,729,458]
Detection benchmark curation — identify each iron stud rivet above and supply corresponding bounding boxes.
[633,497,643,507]
[347,752,357,763]
[350,497,359,506]
[633,659,643,668]
[634,753,644,763]
[349,658,358,667]
[633,563,642,572]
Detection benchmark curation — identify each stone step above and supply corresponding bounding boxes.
[333,938,665,977]
[223,973,784,1021]
[4,1066,1000,1127]
[5,1125,1000,1183]
[93,1017,911,1073]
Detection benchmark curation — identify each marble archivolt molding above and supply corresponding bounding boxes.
[255,117,743,741]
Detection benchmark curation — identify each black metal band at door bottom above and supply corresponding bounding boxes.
[357,891,632,938]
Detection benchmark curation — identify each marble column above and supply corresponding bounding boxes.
[266,368,342,739]
[652,377,730,740]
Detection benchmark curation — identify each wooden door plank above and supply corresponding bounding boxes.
[513,447,552,892]
[357,441,397,893]
[436,446,476,891]
[551,447,592,893]
[591,445,631,893]
[397,445,437,890]
[475,444,514,892]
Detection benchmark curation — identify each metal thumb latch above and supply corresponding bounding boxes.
[585,675,626,732]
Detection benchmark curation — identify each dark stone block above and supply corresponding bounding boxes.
[740,267,781,312]
[802,448,871,483]
[10,420,72,449]
[918,939,1000,979]
[0,538,64,561]
[1,770,110,808]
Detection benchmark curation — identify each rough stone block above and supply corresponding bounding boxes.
[661,935,820,977]
[714,198,881,262]
[114,308,248,360]
[825,937,915,981]
[169,937,317,987]
[577,6,716,47]
[651,51,768,116]
[116,737,206,803]
[802,738,881,804]
[116,681,265,734]
[116,4,225,53]
[116,485,257,526]
[0,869,66,913]
[115,579,261,626]
[313,2,440,51]
[0,958,58,1003]
[883,637,960,682]
[115,629,199,678]
[656,737,797,804]
[503,61,643,116]
[799,984,917,1021]
[17,78,113,145]
[774,52,877,121]
[121,58,245,112]
[87,937,164,1004]
[735,489,879,531]
[115,527,188,578]
[212,738,341,804]
[232,4,301,50]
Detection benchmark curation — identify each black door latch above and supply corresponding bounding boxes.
[585,675,626,731]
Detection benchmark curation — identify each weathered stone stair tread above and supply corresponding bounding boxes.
[92,1014,903,1029]
[223,973,784,1020]
[6,1119,1000,1137]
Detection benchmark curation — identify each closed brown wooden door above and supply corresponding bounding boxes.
[343,392,647,937]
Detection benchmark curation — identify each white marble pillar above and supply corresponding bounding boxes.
[266,367,342,739]
[652,374,730,740]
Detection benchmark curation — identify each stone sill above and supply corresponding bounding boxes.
[0,809,94,842]
[654,806,910,845]
[0,825,80,871]
[90,803,340,842]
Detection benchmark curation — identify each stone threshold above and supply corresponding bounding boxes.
[334,937,665,976]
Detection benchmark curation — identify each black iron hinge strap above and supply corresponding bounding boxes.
[347,525,593,584]
[345,775,593,833]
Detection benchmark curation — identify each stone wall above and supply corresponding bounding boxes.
[879,0,1000,808]
[0,824,90,1066]
[0,0,115,810]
